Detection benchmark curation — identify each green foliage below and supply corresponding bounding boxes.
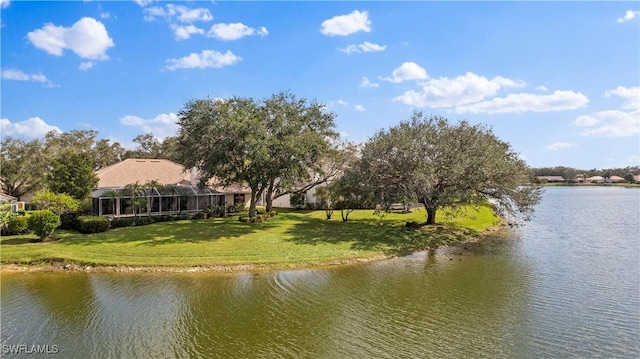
[191,212,206,220]
[30,190,80,215]
[290,193,306,209]
[175,91,338,217]
[353,112,542,225]
[123,182,148,217]
[76,216,110,233]
[1,214,29,235]
[59,212,80,230]
[0,137,47,199]
[111,217,155,228]
[47,150,99,200]
[27,210,61,241]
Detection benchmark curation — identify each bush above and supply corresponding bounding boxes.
[30,190,79,215]
[111,216,155,228]
[290,193,306,209]
[27,210,61,241]
[226,203,244,213]
[191,212,206,220]
[77,216,110,233]
[255,206,267,215]
[59,212,80,230]
[1,214,29,235]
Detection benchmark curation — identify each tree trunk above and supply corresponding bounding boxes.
[249,189,258,217]
[265,179,275,213]
[425,205,437,225]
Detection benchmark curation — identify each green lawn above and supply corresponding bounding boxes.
[1,206,500,270]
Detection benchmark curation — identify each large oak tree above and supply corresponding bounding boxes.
[175,92,337,217]
[353,112,542,225]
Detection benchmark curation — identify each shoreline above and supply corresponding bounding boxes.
[0,255,390,274]
[0,224,504,274]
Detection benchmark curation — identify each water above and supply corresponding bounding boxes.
[2,187,639,358]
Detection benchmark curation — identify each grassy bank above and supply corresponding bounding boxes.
[1,206,500,271]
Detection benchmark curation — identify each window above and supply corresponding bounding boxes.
[234,194,245,204]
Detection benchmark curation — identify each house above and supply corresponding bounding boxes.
[0,193,17,204]
[271,184,324,209]
[586,176,604,183]
[608,176,626,183]
[91,159,253,217]
[634,174,640,183]
[536,176,566,183]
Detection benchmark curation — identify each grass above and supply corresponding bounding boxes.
[0,206,500,271]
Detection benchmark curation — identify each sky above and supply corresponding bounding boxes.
[1,1,639,170]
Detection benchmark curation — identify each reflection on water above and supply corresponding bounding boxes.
[2,187,639,358]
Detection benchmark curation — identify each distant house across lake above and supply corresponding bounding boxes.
[536,176,566,183]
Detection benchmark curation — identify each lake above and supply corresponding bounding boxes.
[2,186,639,358]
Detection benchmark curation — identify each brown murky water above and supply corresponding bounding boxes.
[2,187,639,358]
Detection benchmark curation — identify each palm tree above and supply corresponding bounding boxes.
[124,181,146,217]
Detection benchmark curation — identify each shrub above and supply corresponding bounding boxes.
[111,216,159,228]
[27,210,61,241]
[290,193,306,209]
[59,212,80,230]
[255,206,267,215]
[77,216,110,233]
[1,214,29,235]
[192,212,205,220]
[30,190,79,215]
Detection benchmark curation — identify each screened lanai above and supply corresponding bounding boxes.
[91,185,224,217]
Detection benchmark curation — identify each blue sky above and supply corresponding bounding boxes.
[1,1,639,170]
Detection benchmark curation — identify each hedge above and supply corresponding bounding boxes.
[77,216,110,233]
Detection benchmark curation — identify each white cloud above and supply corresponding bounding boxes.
[79,61,94,71]
[454,90,588,114]
[577,110,640,137]
[0,0,10,9]
[393,72,526,108]
[576,86,640,137]
[144,4,213,23]
[164,50,242,71]
[546,142,576,151]
[207,23,268,41]
[0,117,62,138]
[359,76,379,88]
[354,105,366,112]
[119,113,179,139]
[380,62,428,83]
[320,10,371,36]
[340,41,386,54]
[134,0,152,7]
[27,17,114,60]
[617,10,640,23]
[100,12,111,19]
[605,86,639,110]
[1,68,56,87]
[535,85,548,92]
[336,100,348,106]
[574,115,599,126]
[172,24,204,40]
